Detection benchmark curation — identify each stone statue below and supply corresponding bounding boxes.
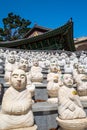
[72,64,85,85]
[4,54,17,85]
[47,75,60,103]
[0,69,37,130]
[30,59,43,84]
[77,73,87,106]
[58,74,86,120]
[56,74,87,130]
[77,74,87,95]
[64,60,73,74]
[18,58,35,97]
[47,62,61,82]
[19,57,30,72]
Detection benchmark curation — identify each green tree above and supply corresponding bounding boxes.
[0,12,31,41]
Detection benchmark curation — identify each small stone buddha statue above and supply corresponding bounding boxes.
[76,73,87,106]
[0,69,37,130]
[47,62,61,82]
[64,60,73,74]
[58,73,86,120]
[47,75,60,104]
[18,58,35,97]
[30,59,43,84]
[74,64,85,84]
[56,73,87,130]
[4,54,17,85]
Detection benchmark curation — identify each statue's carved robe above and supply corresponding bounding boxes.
[0,87,34,130]
[58,86,86,120]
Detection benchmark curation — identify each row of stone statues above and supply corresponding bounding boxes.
[1,49,87,129]
[0,49,87,71]
[2,49,87,105]
[4,56,43,85]
[0,69,87,130]
[1,49,87,106]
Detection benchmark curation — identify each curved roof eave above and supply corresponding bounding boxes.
[0,21,73,48]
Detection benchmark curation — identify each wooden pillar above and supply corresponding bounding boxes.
[40,41,43,49]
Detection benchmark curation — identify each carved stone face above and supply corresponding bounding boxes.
[19,58,29,72]
[78,65,85,73]
[15,55,20,62]
[7,55,15,64]
[63,74,73,87]
[33,60,39,67]
[10,69,27,91]
[50,63,59,73]
[74,63,78,69]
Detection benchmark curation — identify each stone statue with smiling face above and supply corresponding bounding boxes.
[0,69,37,130]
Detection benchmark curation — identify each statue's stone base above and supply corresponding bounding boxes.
[12,125,37,130]
[47,98,58,104]
[56,117,87,130]
[32,82,43,85]
[33,102,58,130]
[35,83,48,100]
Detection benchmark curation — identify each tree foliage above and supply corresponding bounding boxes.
[0,12,31,41]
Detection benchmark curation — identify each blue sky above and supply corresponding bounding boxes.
[0,0,87,38]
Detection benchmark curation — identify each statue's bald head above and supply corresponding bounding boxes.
[10,69,27,91]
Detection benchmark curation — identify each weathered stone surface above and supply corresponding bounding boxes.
[56,117,87,130]
[11,125,37,130]
[0,69,35,130]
